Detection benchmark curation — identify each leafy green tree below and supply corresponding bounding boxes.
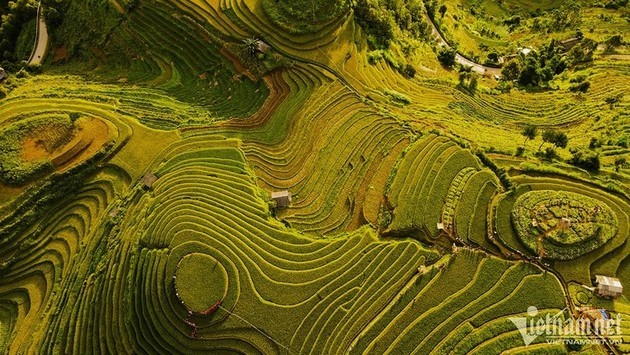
[518,56,542,86]
[354,0,396,49]
[569,81,590,93]
[468,75,478,92]
[243,37,259,56]
[458,71,469,86]
[544,147,557,160]
[552,132,568,148]
[522,125,537,146]
[568,38,598,64]
[568,150,600,172]
[540,129,556,150]
[604,34,623,53]
[439,4,447,17]
[487,51,499,63]
[501,59,521,81]
[437,47,456,68]
[615,156,626,172]
[403,63,416,78]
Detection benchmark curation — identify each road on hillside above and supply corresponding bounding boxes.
[425,14,501,77]
[28,2,49,65]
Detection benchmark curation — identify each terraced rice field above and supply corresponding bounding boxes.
[0,0,628,353]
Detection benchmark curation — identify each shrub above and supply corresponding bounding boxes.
[384,89,411,105]
[614,157,626,171]
[354,0,396,49]
[540,130,568,150]
[567,38,598,64]
[568,150,600,172]
[261,0,350,34]
[403,64,416,78]
[589,137,602,149]
[437,47,456,68]
[568,81,590,93]
[476,151,513,190]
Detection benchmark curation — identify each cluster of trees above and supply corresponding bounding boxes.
[519,125,614,172]
[501,40,568,87]
[568,150,600,172]
[353,0,430,49]
[0,0,37,64]
[457,69,478,93]
[603,35,623,53]
[567,37,598,64]
[501,35,600,88]
[530,2,581,33]
[437,47,456,67]
[568,75,590,93]
[614,156,627,172]
[599,0,628,9]
[262,0,350,34]
[476,151,513,190]
[521,125,568,157]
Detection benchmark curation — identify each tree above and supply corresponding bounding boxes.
[458,72,478,93]
[615,156,626,172]
[487,51,499,63]
[569,81,590,93]
[439,4,447,17]
[518,56,542,86]
[437,47,456,68]
[243,37,259,56]
[552,132,568,148]
[458,71,469,86]
[544,147,557,160]
[568,38,598,64]
[468,75,478,92]
[403,64,416,78]
[522,125,537,146]
[604,34,623,53]
[568,150,600,172]
[501,59,521,81]
[540,129,556,150]
[575,28,584,41]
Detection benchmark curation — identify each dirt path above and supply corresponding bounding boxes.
[425,14,501,77]
[602,54,630,61]
[109,0,126,14]
[28,2,49,65]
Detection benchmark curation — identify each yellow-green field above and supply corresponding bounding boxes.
[0,0,628,353]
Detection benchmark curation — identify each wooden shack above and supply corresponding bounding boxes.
[559,217,571,230]
[559,38,580,51]
[256,40,270,54]
[141,173,158,190]
[271,190,291,208]
[594,275,623,298]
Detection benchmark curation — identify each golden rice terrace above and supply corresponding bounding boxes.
[0,0,629,353]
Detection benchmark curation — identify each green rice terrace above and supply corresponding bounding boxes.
[0,0,629,353]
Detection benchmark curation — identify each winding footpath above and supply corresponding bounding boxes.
[425,13,501,76]
[28,1,49,65]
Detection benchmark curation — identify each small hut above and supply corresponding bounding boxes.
[594,275,623,298]
[141,173,158,190]
[437,223,444,231]
[559,217,571,230]
[256,40,270,54]
[0,68,7,82]
[559,38,580,51]
[271,190,291,209]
